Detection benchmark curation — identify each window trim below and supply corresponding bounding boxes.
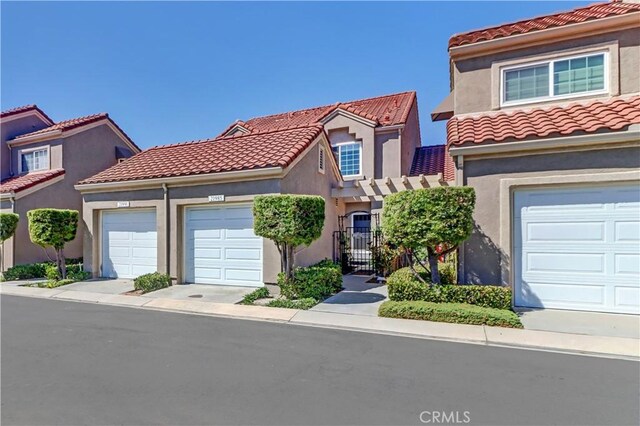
[332,141,363,178]
[500,51,609,108]
[18,146,50,174]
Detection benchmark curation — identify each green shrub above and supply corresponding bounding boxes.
[241,287,270,305]
[37,278,75,289]
[0,213,19,272]
[45,264,59,280]
[387,267,512,310]
[253,195,325,280]
[27,208,79,279]
[133,272,171,294]
[438,262,457,286]
[1,263,48,281]
[277,259,342,300]
[67,269,91,281]
[266,298,318,310]
[379,301,523,328]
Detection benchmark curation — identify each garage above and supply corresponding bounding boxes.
[514,184,640,314]
[184,205,263,287]
[101,210,158,279]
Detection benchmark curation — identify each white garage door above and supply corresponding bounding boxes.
[514,184,640,314]
[184,205,263,287]
[102,210,157,279]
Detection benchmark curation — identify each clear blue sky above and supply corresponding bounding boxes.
[2,1,589,149]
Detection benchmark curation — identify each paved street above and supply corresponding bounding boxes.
[2,296,638,426]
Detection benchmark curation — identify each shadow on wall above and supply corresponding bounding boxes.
[463,223,507,286]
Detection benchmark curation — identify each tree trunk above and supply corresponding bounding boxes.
[428,248,440,285]
[285,245,295,280]
[406,249,429,285]
[57,248,67,279]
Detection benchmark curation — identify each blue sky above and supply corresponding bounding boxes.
[2,1,590,149]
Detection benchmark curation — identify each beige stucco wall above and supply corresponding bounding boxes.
[5,124,134,267]
[1,114,51,180]
[399,101,422,175]
[453,28,640,114]
[461,145,640,286]
[325,116,375,181]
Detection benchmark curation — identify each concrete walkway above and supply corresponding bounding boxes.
[2,283,638,360]
[311,275,387,316]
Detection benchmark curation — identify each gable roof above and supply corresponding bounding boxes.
[79,125,326,185]
[449,1,640,48]
[446,95,640,146]
[0,104,54,124]
[0,169,65,194]
[221,91,416,136]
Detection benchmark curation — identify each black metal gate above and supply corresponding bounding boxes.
[333,214,382,275]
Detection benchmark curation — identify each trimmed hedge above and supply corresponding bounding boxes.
[240,287,270,305]
[133,272,171,294]
[379,301,523,328]
[266,298,317,310]
[387,267,512,310]
[1,258,84,281]
[278,259,342,300]
[0,213,19,243]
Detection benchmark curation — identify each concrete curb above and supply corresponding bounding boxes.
[2,285,638,360]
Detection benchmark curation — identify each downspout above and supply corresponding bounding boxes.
[8,145,12,176]
[162,184,171,279]
[456,155,465,284]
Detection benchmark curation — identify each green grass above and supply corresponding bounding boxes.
[265,298,318,310]
[240,287,270,305]
[379,301,523,328]
[35,279,75,289]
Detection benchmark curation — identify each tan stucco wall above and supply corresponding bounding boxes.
[400,101,422,175]
[453,28,640,114]
[6,124,134,268]
[325,117,375,180]
[1,114,50,180]
[461,145,640,286]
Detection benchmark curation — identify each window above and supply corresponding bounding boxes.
[20,148,49,173]
[332,142,361,177]
[502,53,607,105]
[318,145,325,174]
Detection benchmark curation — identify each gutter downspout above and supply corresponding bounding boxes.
[162,184,171,280]
[8,145,12,176]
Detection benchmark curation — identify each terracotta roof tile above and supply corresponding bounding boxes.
[449,1,640,48]
[0,169,65,194]
[227,91,416,135]
[14,113,109,139]
[79,125,325,185]
[409,145,445,176]
[447,96,640,146]
[443,150,456,182]
[1,104,54,123]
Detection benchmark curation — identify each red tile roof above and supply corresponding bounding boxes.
[447,96,640,146]
[223,91,417,136]
[443,150,456,182]
[410,145,445,176]
[1,104,54,123]
[13,113,109,139]
[79,125,325,185]
[0,169,65,194]
[449,1,640,48]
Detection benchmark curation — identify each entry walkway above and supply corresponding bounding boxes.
[311,275,387,316]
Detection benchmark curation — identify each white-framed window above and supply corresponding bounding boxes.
[19,147,49,173]
[318,145,326,174]
[332,141,362,177]
[501,52,608,106]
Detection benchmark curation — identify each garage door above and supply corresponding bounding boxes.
[184,205,263,286]
[514,184,640,314]
[102,210,157,279]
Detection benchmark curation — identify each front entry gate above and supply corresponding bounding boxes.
[334,213,382,274]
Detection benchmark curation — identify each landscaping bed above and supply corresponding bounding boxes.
[379,300,523,328]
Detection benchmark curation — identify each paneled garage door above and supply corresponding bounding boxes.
[101,210,157,279]
[514,184,640,314]
[184,205,263,287]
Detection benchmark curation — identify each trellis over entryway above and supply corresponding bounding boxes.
[331,173,449,201]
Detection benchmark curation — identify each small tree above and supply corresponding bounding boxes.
[0,213,19,272]
[27,209,78,279]
[253,195,325,281]
[382,187,475,285]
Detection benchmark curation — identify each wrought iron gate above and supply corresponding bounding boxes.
[333,213,382,274]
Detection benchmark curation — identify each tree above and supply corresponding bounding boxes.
[0,213,19,272]
[27,209,78,279]
[382,187,475,285]
[253,195,325,281]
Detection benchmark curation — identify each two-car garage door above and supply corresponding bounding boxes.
[514,184,640,314]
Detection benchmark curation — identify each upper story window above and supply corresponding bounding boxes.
[20,148,49,173]
[332,141,361,177]
[502,52,607,106]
